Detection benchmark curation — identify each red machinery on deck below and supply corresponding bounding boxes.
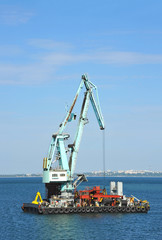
[75,186,123,207]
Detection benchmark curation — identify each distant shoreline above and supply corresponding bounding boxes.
[0,174,42,178]
[0,174,162,178]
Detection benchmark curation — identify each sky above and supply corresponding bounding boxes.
[0,0,162,174]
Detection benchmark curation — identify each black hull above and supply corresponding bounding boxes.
[22,203,149,214]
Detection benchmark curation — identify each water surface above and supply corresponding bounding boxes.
[0,177,162,240]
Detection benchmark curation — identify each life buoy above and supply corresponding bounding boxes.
[107,206,112,212]
[38,207,43,214]
[54,208,59,214]
[136,207,141,212]
[122,207,126,212]
[118,206,122,212]
[69,208,74,213]
[86,207,91,213]
[98,207,103,213]
[141,207,146,213]
[131,207,136,213]
[103,207,107,212]
[73,208,78,213]
[111,206,115,212]
[64,208,70,214]
[59,208,64,214]
[90,207,95,213]
[77,207,82,213]
[81,208,86,213]
[48,208,54,214]
[126,207,131,213]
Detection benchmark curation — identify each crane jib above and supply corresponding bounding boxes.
[64,94,78,127]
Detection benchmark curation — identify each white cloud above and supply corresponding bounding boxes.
[0,45,23,56]
[101,30,162,36]
[0,63,57,85]
[0,5,34,25]
[1,40,162,85]
[28,39,73,51]
[40,51,162,66]
[91,51,162,64]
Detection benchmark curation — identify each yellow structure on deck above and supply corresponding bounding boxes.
[32,192,43,204]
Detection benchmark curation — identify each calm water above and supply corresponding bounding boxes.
[0,177,162,240]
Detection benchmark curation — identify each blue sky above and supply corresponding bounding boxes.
[0,0,162,174]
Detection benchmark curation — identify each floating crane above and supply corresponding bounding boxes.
[22,74,150,214]
[43,74,105,200]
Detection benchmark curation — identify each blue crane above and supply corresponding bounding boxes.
[43,74,105,199]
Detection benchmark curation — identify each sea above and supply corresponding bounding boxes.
[0,177,162,240]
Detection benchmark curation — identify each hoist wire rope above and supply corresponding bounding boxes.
[103,129,106,188]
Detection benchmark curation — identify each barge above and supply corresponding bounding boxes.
[22,204,149,214]
[22,74,150,215]
[22,181,150,214]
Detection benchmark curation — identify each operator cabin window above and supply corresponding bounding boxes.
[52,174,58,177]
[60,174,65,177]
